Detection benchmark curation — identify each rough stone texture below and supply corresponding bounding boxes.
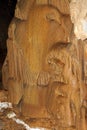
[70,0,87,40]
[15,0,35,20]
[49,0,70,15]
[0,90,7,102]
[1,0,87,130]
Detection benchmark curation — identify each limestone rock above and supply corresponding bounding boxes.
[15,0,35,20]
[49,0,70,15]
[0,91,7,102]
[0,119,5,130]
[2,0,87,130]
[36,0,48,4]
[70,0,87,40]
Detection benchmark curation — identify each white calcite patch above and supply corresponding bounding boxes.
[9,114,44,130]
[0,102,12,112]
[7,111,16,118]
[70,0,87,40]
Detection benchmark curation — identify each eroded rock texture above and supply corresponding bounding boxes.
[2,0,87,130]
[70,0,87,40]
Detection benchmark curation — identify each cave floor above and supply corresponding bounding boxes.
[0,90,53,130]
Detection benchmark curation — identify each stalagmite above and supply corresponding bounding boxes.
[1,0,87,130]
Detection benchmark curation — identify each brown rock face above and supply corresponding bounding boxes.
[2,0,87,130]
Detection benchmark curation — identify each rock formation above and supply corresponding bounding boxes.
[70,0,87,40]
[1,0,87,130]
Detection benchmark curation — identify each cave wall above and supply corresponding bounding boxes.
[0,0,17,84]
[1,0,87,130]
[70,0,87,40]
